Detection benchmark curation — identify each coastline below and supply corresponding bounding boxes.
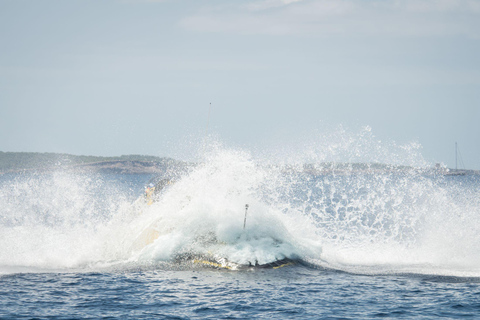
[0,151,478,176]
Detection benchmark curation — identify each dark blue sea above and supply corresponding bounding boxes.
[1,150,480,319]
[3,267,480,319]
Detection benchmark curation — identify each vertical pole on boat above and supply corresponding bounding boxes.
[243,204,249,230]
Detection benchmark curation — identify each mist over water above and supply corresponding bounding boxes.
[1,127,479,277]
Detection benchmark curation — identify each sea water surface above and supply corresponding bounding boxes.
[1,145,480,319]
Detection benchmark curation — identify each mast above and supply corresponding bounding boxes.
[455,142,458,170]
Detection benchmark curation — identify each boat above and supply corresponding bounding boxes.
[130,177,297,270]
[189,255,296,270]
[446,142,467,176]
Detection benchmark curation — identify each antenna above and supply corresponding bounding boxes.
[243,204,249,230]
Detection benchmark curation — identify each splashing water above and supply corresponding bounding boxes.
[0,172,135,272]
[1,129,479,277]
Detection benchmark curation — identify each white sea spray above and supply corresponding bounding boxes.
[0,128,479,277]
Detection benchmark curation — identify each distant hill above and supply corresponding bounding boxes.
[0,152,188,174]
[1,151,477,176]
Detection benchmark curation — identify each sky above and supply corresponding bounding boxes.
[0,0,479,169]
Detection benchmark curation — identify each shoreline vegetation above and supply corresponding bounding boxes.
[0,151,477,176]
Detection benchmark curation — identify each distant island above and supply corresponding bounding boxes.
[0,151,477,176]
[0,151,188,174]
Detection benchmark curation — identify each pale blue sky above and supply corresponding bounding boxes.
[1,0,479,169]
